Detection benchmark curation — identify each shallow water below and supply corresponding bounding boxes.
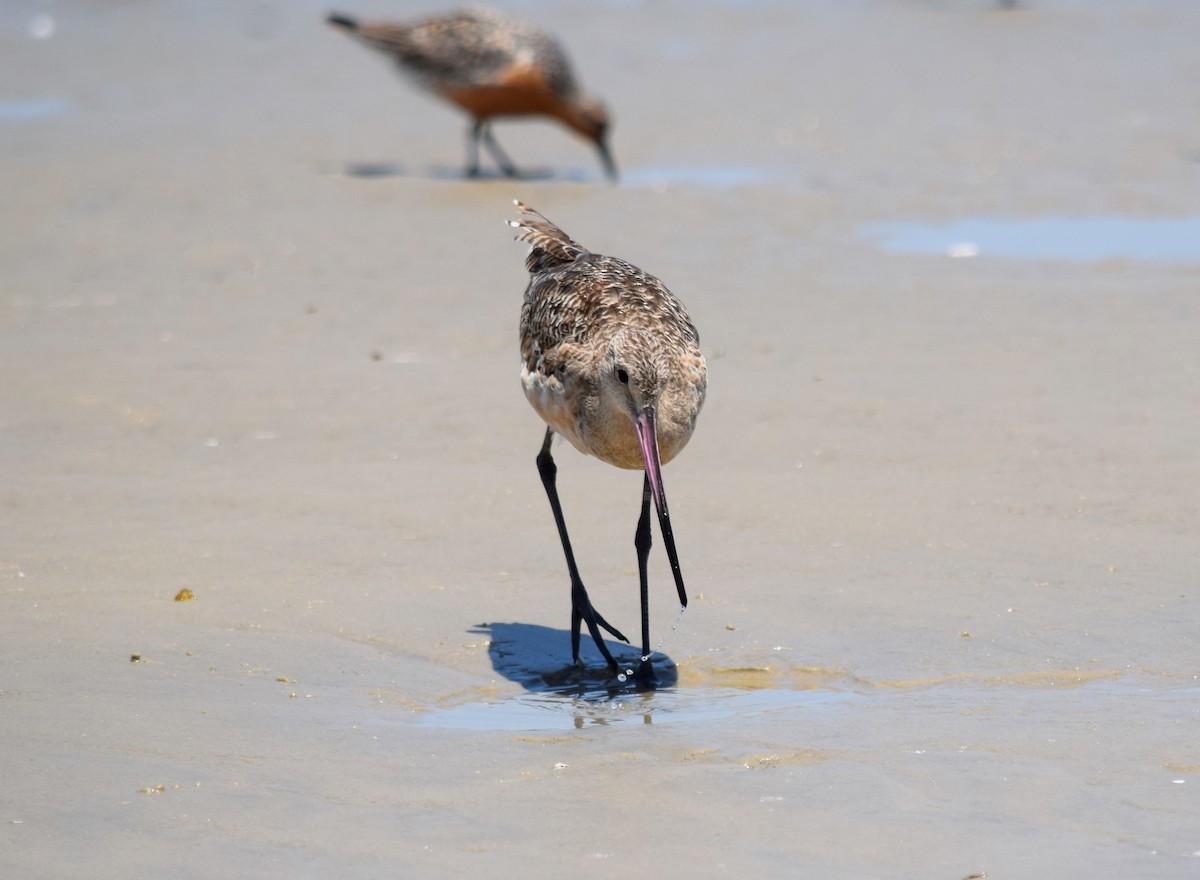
[416,665,1198,733]
[861,214,1200,262]
[0,97,71,122]
[419,685,857,731]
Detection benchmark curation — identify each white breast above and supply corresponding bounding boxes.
[521,364,591,457]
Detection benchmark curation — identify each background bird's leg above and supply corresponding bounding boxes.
[536,428,629,669]
[478,120,519,177]
[466,119,484,177]
[634,474,657,687]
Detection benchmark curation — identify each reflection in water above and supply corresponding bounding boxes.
[861,215,1200,262]
[418,625,1190,732]
[416,671,1194,733]
[419,685,853,732]
[421,622,857,731]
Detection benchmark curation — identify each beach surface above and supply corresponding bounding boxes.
[2,1,1198,876]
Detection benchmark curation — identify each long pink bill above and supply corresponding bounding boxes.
[633,406,689,608]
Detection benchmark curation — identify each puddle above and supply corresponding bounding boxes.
[443,623,1195,734]
[418,686,856,732]
[861,214,1200,262]
[413,657,1196,733]
[0,97,72,122]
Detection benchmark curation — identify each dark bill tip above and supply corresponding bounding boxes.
[596,138,618,183]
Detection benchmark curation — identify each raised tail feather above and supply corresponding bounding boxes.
[508,201,589,273]
[326,12,359,32]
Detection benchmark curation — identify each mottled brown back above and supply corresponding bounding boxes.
[331,8,580,98]
[511,204,701,376]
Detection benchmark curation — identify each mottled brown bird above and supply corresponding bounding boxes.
[327,8,616,180]
[510,202,706,687]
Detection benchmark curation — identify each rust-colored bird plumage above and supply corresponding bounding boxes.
[327,9,616,179]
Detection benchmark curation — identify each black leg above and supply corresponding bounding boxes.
[479,120,519,177]
[633,474,657,688]
[466,119,484,177]
[536,428,628,669]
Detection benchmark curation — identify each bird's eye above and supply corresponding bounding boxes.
[616,367,630,385]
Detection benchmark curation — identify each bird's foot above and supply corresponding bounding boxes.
[588,605,629,645]
[572,588,629,656]
[633,658,659,691]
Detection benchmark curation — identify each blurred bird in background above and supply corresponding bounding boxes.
[327,8,617,180]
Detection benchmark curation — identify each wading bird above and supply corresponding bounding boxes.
[327,9,616,180]
[510,202,706,687]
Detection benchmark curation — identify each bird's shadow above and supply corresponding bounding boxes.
[471,621,679,697]
[338,161,593,183]
[340,161,408,178]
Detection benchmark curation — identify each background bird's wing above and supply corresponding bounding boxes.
[352,13,520,86]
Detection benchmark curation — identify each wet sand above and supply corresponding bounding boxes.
[2,0,1199,876]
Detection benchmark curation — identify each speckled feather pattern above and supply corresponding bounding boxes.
[328,7,614,177]
[511,203,707,470]
[337,8,579,99]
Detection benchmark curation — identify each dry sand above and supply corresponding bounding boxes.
[2,0,1199,877]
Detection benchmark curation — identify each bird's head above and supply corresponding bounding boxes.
[604,330,664,422]
[603,329,671,510]
[573,97,617,182]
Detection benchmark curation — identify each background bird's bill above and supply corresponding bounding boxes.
[596,137,618,181]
